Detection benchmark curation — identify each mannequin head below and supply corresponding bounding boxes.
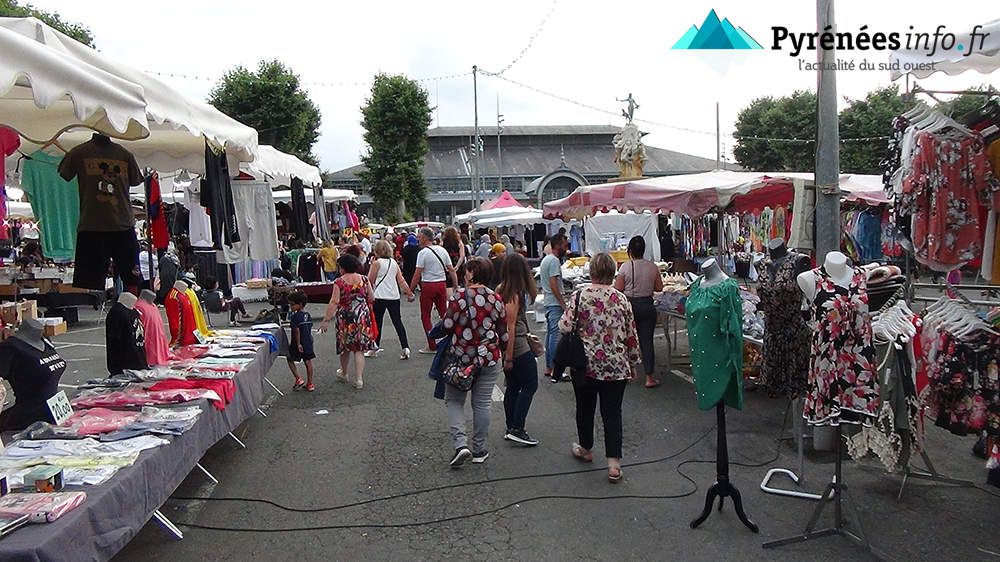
[139,289,156,304]
[767,238,788,260]
[700,258,728,286]
[13,318,45,351]
[173,280,189,292]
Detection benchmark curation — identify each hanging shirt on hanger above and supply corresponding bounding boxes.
[200,145,239,248]
[57,137,142,232]
[22,151,79,260]
[0,126,20,241]
[145,172,170,250]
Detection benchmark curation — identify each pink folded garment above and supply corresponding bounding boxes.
[60,408,142,436]
[0,492,87,523]
[71,388,221,409]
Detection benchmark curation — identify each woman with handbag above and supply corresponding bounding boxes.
[560,252,640,483]
[613,236,664,388]
[366,240,414,359]
[497,253,541,447]
[442,257,507,468]
[319,254,378,390]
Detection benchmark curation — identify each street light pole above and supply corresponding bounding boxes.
[472,65,481,209]
[814,0,840,260]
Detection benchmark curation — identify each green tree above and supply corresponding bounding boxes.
[732,90,817,172]
[359,73,432,222]
[0,0,94,46]
[208,60,322,166]
[938,86,995,120]
[839,85,914,174]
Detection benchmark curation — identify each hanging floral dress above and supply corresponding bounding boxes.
[803,267,880,425]
[335,276,377,354]
[758,255,811,398]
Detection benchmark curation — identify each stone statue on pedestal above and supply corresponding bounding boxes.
[613,93,646,179]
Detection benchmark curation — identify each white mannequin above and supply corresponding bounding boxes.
[797,251,853,301]
[117,292,137,310]
[139,289,156,304]
[173,280,188,292]
[699,257,728,288]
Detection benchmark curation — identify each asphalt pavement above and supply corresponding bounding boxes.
[35,298,1000,561]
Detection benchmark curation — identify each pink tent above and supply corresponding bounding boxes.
[480,190,525,210]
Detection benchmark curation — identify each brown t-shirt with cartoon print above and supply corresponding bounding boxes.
[58,138,142,232]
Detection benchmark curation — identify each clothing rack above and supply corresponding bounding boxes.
[907,83,999,104]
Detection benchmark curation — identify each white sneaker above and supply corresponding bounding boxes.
[364,348,381,358]
[400,348,411,360]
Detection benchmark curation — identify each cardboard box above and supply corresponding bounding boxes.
[0,303,15,325]
[18,301,37,323]
[42,321,67,338]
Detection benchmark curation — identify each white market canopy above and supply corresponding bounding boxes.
[394,221,444,230]
[242,145,322,187]
[271,188,358,203]
[889,18,1000,80]
[0,17,258,173]
[0,23,149,143]
[474,210,545,227]
[455,205,540,225]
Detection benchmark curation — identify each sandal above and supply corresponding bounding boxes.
[292,378,306,390]
[305,383,316,392]
[608,466,623,483]
[644,378,662,389]
[336,369,348,383]
[571,443,593,463]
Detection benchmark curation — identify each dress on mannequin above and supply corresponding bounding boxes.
[758,239,812,397]
[798,252,880,425]
[0,320,65,430]
[136,290,172,366]
[685,258,744,410]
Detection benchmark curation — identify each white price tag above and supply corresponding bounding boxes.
[194,330,206,344]
[46,390,73,426]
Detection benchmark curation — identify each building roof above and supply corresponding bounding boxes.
[329,143,721,181]
[427,125,621,137]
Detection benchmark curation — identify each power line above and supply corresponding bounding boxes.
[142,69,470,88]
[491,0,559,76]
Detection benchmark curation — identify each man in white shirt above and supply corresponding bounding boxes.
[359,233,372,260]
[408,227,458,353]
[138,244,157,291]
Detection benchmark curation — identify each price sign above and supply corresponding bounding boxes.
[46,390,73,426]
[194,330,206,344]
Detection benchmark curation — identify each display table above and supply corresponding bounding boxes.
[0,332,279,561]
[270,281,333,305]
[231,285,270,303]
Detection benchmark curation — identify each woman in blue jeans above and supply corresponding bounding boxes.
[497,254,540,446]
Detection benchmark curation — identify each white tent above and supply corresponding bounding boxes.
[0,17,258,173]
[242,145,322,187]
[456,205,540,224]
[271,188,358,203]
[474,210,545,227]
[0,23,149,143]
[889,19,1000,79]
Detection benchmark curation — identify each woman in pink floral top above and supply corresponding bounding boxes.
[560,253,639,483]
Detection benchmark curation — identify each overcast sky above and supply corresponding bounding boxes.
[32,0,1000,172]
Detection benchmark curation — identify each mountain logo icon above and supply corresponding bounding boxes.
[672,9,763,50]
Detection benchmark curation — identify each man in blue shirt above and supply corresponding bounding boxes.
[539,233,569,382]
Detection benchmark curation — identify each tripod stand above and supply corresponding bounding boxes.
[763,424,873,553]
[690,402,759,533]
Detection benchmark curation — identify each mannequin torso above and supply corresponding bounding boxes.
[13,318,46,352]
[797,251,852,301]
[699,258,728,288]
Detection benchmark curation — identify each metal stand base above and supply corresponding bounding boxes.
[264,376,285,397]
[227,432,247,449]
[896,448,976,500]
[195,462,219,484]
[760,398,825,501]
[152,509,184,540]
[690,403,759,533]
[763,426,873,555]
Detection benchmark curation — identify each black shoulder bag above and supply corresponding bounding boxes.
[554,290,587,371]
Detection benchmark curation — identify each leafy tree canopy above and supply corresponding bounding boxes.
[0,0,94,46]
[209,60,322,166]
[358,73,432,223]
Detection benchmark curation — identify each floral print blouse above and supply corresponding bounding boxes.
[559,285,640,381]
[443,286,508,368]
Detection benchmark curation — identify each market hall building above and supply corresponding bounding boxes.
[326,125,722,223]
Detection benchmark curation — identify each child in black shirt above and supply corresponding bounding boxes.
[287,291,316,391]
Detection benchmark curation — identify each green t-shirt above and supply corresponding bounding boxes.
[685,277,744,411]
[22,150,80,261]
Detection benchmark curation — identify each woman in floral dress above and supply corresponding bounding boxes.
[560,252,640,483]
[319,254,377,389]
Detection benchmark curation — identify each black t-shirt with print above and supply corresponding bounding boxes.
[0,336,65,431]
[58,136,143,232]
[105,302,148,375]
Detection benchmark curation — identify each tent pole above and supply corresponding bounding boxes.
[814,0,840,261]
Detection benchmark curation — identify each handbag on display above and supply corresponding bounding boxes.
[553,290,587,371]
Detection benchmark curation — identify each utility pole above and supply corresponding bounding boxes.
[472,65,481,208]
[497,94,504,194]
[715,101,721,170]
[814,0,840,260]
